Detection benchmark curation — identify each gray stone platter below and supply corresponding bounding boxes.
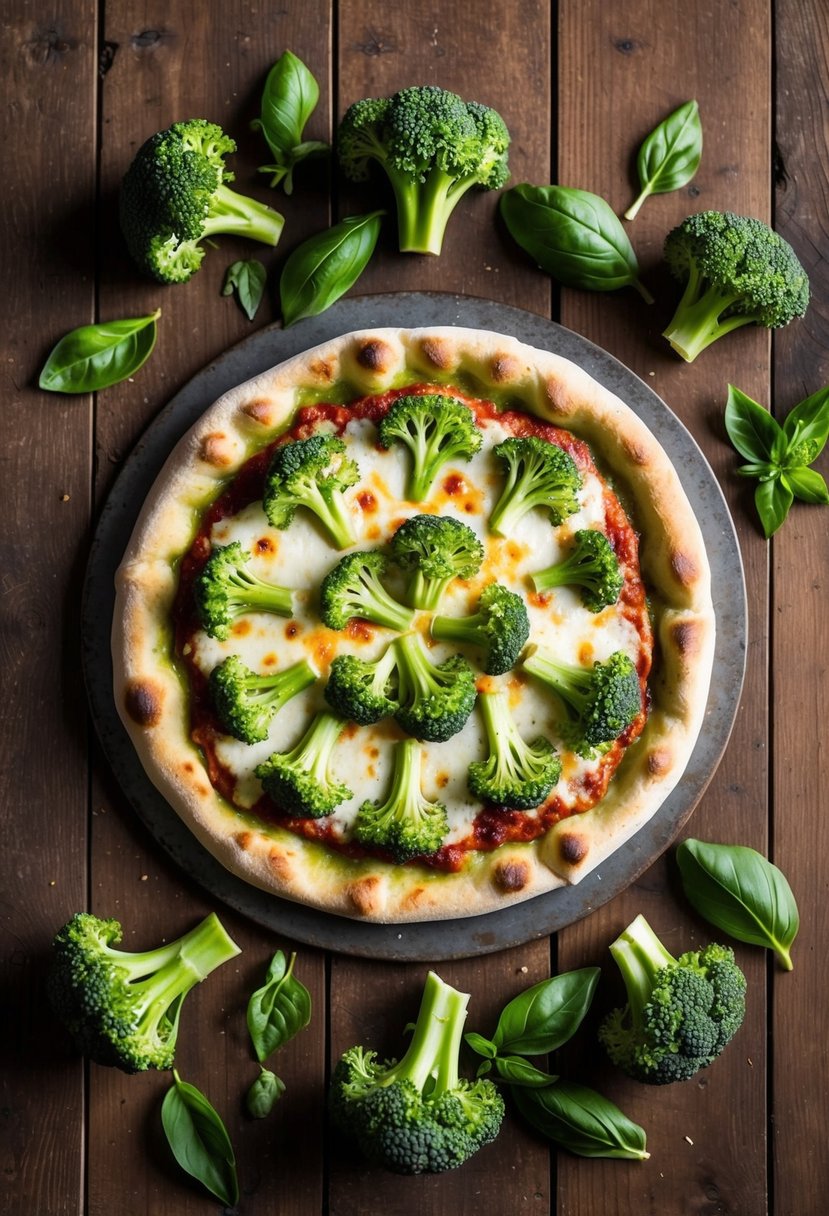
[82,292,746,961]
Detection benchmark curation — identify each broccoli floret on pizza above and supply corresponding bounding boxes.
[531,529,624,612]
[324,641,400,725]
[352,738,449,862]
[194,541,295,640]
[522,646,642,756]
[431,583,530,675]
[208,654,317,743]
[255,710,352,818]
[467,688,561,810]
[376,393,483,502]
[392,631,477,742]
[390,514,484,612]
[489,436,582,536]
[319,550,415,632]
[262,434,359,550]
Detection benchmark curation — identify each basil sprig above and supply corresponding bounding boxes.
[500,185,653,301]
[161,1071,239,1206]
[38,309,160,394]
[222,259,267,321]
[246,949,312,1063]
[253,50,329,194]
[513,1081,650,1161]
[724,383,829,536]
[677,838,800,970]
[279,211,384,327]
[624,100,702,221]
[246,1066,286,1119]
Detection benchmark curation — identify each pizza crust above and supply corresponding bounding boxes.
[112,326,715,923]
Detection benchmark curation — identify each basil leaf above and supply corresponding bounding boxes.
[737,461,778,480]
[464,1031,497,1059]
[222,259,267,321]
[755,476,794,538]
[39,309,160,394]
[512,1081,649,1160]
[253,50,329,194]
[625,100,702,220]
[500,184,653,301]
[279,211,384,327]
[724,384,784,462]
[781,384,829,455]
[246,1067,286,1119]
[784,466,829,504]
[491,967,600,1056]
[161,1071,239,1206]
[493,1055,558,1088]
[677,838,800,970]
[246,950,312,1063]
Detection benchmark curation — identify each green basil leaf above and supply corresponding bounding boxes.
[161,1071,239,1206]
[784,466,829,504]
[493,1055,558,1088]
[252,51,328,194]
[246,950,312,1063]
[737,461,778,480]
[724,384,784,463]
[39,309,160,394]
[755,475,794,537]
[280,211,384,327]
[500,185,653,301]
[677,838,800,969]
[625,100,702,220]
[491,967,600,1056]
[782,384,829,456]
[246,1067,286,1119]
[464,1031,497,1059]
[222,259,267,321]
[512,1080,649,1160]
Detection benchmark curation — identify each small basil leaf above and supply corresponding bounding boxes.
[491,967,600,1056]
[279,211,384,327]
[246,950,312,1063]
[222,259,267,321]
[246,1067,286,1119]
[493,1055,558,1088]
[464,1032,497,1059]
[625,100,702,221]
[161,1071,239,1206]
[475,1059,493,1078]
[500,184,653,301]
[755,476,794,537]
[737,461,778,480]
[252,51,329,194]
[512,1081,649,1160]
[782,384,829,455]
[677,838,800,969]
[784,466,829,504]
[724,384,784,463]
[39,309,160,394]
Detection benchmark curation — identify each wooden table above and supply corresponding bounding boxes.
[3,2,827,1213]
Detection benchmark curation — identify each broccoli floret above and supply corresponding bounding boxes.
[120,119,284,284]
[255,711,351,818]
[662,210,809,362]
[390,514,484,612]
[377,394,483,501]
[352,738,449,862]
[325,641,400,724]
[208,654,317,743]
[489,437,582,537]
[522,645,641,756]
[194,541,294,640]
[392,631,477,742]
[598,914,747,1085]
[263,434,359,550]
[467,688,561,810]
[330,970,504,1173]
[47,912,240,1073]
[431,583,530,675]
[337,85,510,255]
[531,529,624,612]
[320,550,415,632]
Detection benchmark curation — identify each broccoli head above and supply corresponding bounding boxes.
[393,631,477,742]
[319,549,415,632]
[337,85,510,255]
[489,437,582,536]
[390,514,484,612]
[330,970,505,1173]
[263,434,360,550]
[377,393,483,502]
[47,912,240,1072]
[532,528,624,612]
[120,119,284,283]
[431,582,530,675]
[599,914,747,1085]
[324,641,400,725]
[522,645,641,756]
[352,738,449,862]
[468,688,561,810]
[662,210,809,362]
[255,710,351,818]
[194,541,295,640]
[208,654,317,743]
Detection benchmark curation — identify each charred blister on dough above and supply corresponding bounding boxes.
[124,678,163,727]
[267,848,293,882]
[492,857,531,893]
[646,747,673,777]
[356,338,395,375]
[418,336,455,371]
[670,618,702,658]
[621,435,650,466]
[198,432,236,469]
[489,353,523,384]
[543,374,575,417]
[346,874,385,916]
[558,832,589,866]
[241,398,278,427]
[669,550,699,587]
[308,356,336,383]
[234,830,254,851]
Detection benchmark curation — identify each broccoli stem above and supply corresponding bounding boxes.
[229,569,294,617]
[243,660,317,706]
[202,181,285,245]
[430,611,483,647]
[381,971,469,1096]
[608,913,677,1028]
[408,569,451,612]
[301,482,356,550]
[291,712,346,781]
[522,649,587,716]
[389,166,472,256]
[662,270,754,362]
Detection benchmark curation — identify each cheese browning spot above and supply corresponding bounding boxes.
[285,622,301,639]
[357,490,378,513]
[558,832,589,865]
[493,858,531,892]
[124,679,163,727]
[256,536,277,554]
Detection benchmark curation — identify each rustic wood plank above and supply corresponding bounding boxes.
[556,3,771,1214]
[771,3,829,1213]
[0,4,97,1214]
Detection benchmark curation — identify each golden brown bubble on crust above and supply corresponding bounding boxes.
[402,885,427,909]
[356,338,395,375]
[647,747,673,777]
[346,875,384,916]
[543,374,578,418]
[492,858,531,893]
[670,550,699,587]
[234,831,254,851]
[670,619,702,658]
[489,353,522,384]
[621,436,649,466]
[267,848,293,883]
[124,679,163,728]
[418,337,455,371]
[308,356,336,383]
[558,832,589,865]
[241,398,277,427]
[199,432,235,468]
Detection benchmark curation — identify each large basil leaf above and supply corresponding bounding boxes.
[253,50,329,193]
[38,309,160,393]
[784,466,829,504]
[222,259,267,321]
[246,950,312,1063]
[724,384,784,462]
[280,211,384,327]
[677,838,799,969]
[625,100,702,220]
[500,184,653,300]
[513,1081,649,1160]
[491,967,600,1056]
[161,1072,239,1206]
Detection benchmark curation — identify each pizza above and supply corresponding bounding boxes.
[112,326,715,923]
